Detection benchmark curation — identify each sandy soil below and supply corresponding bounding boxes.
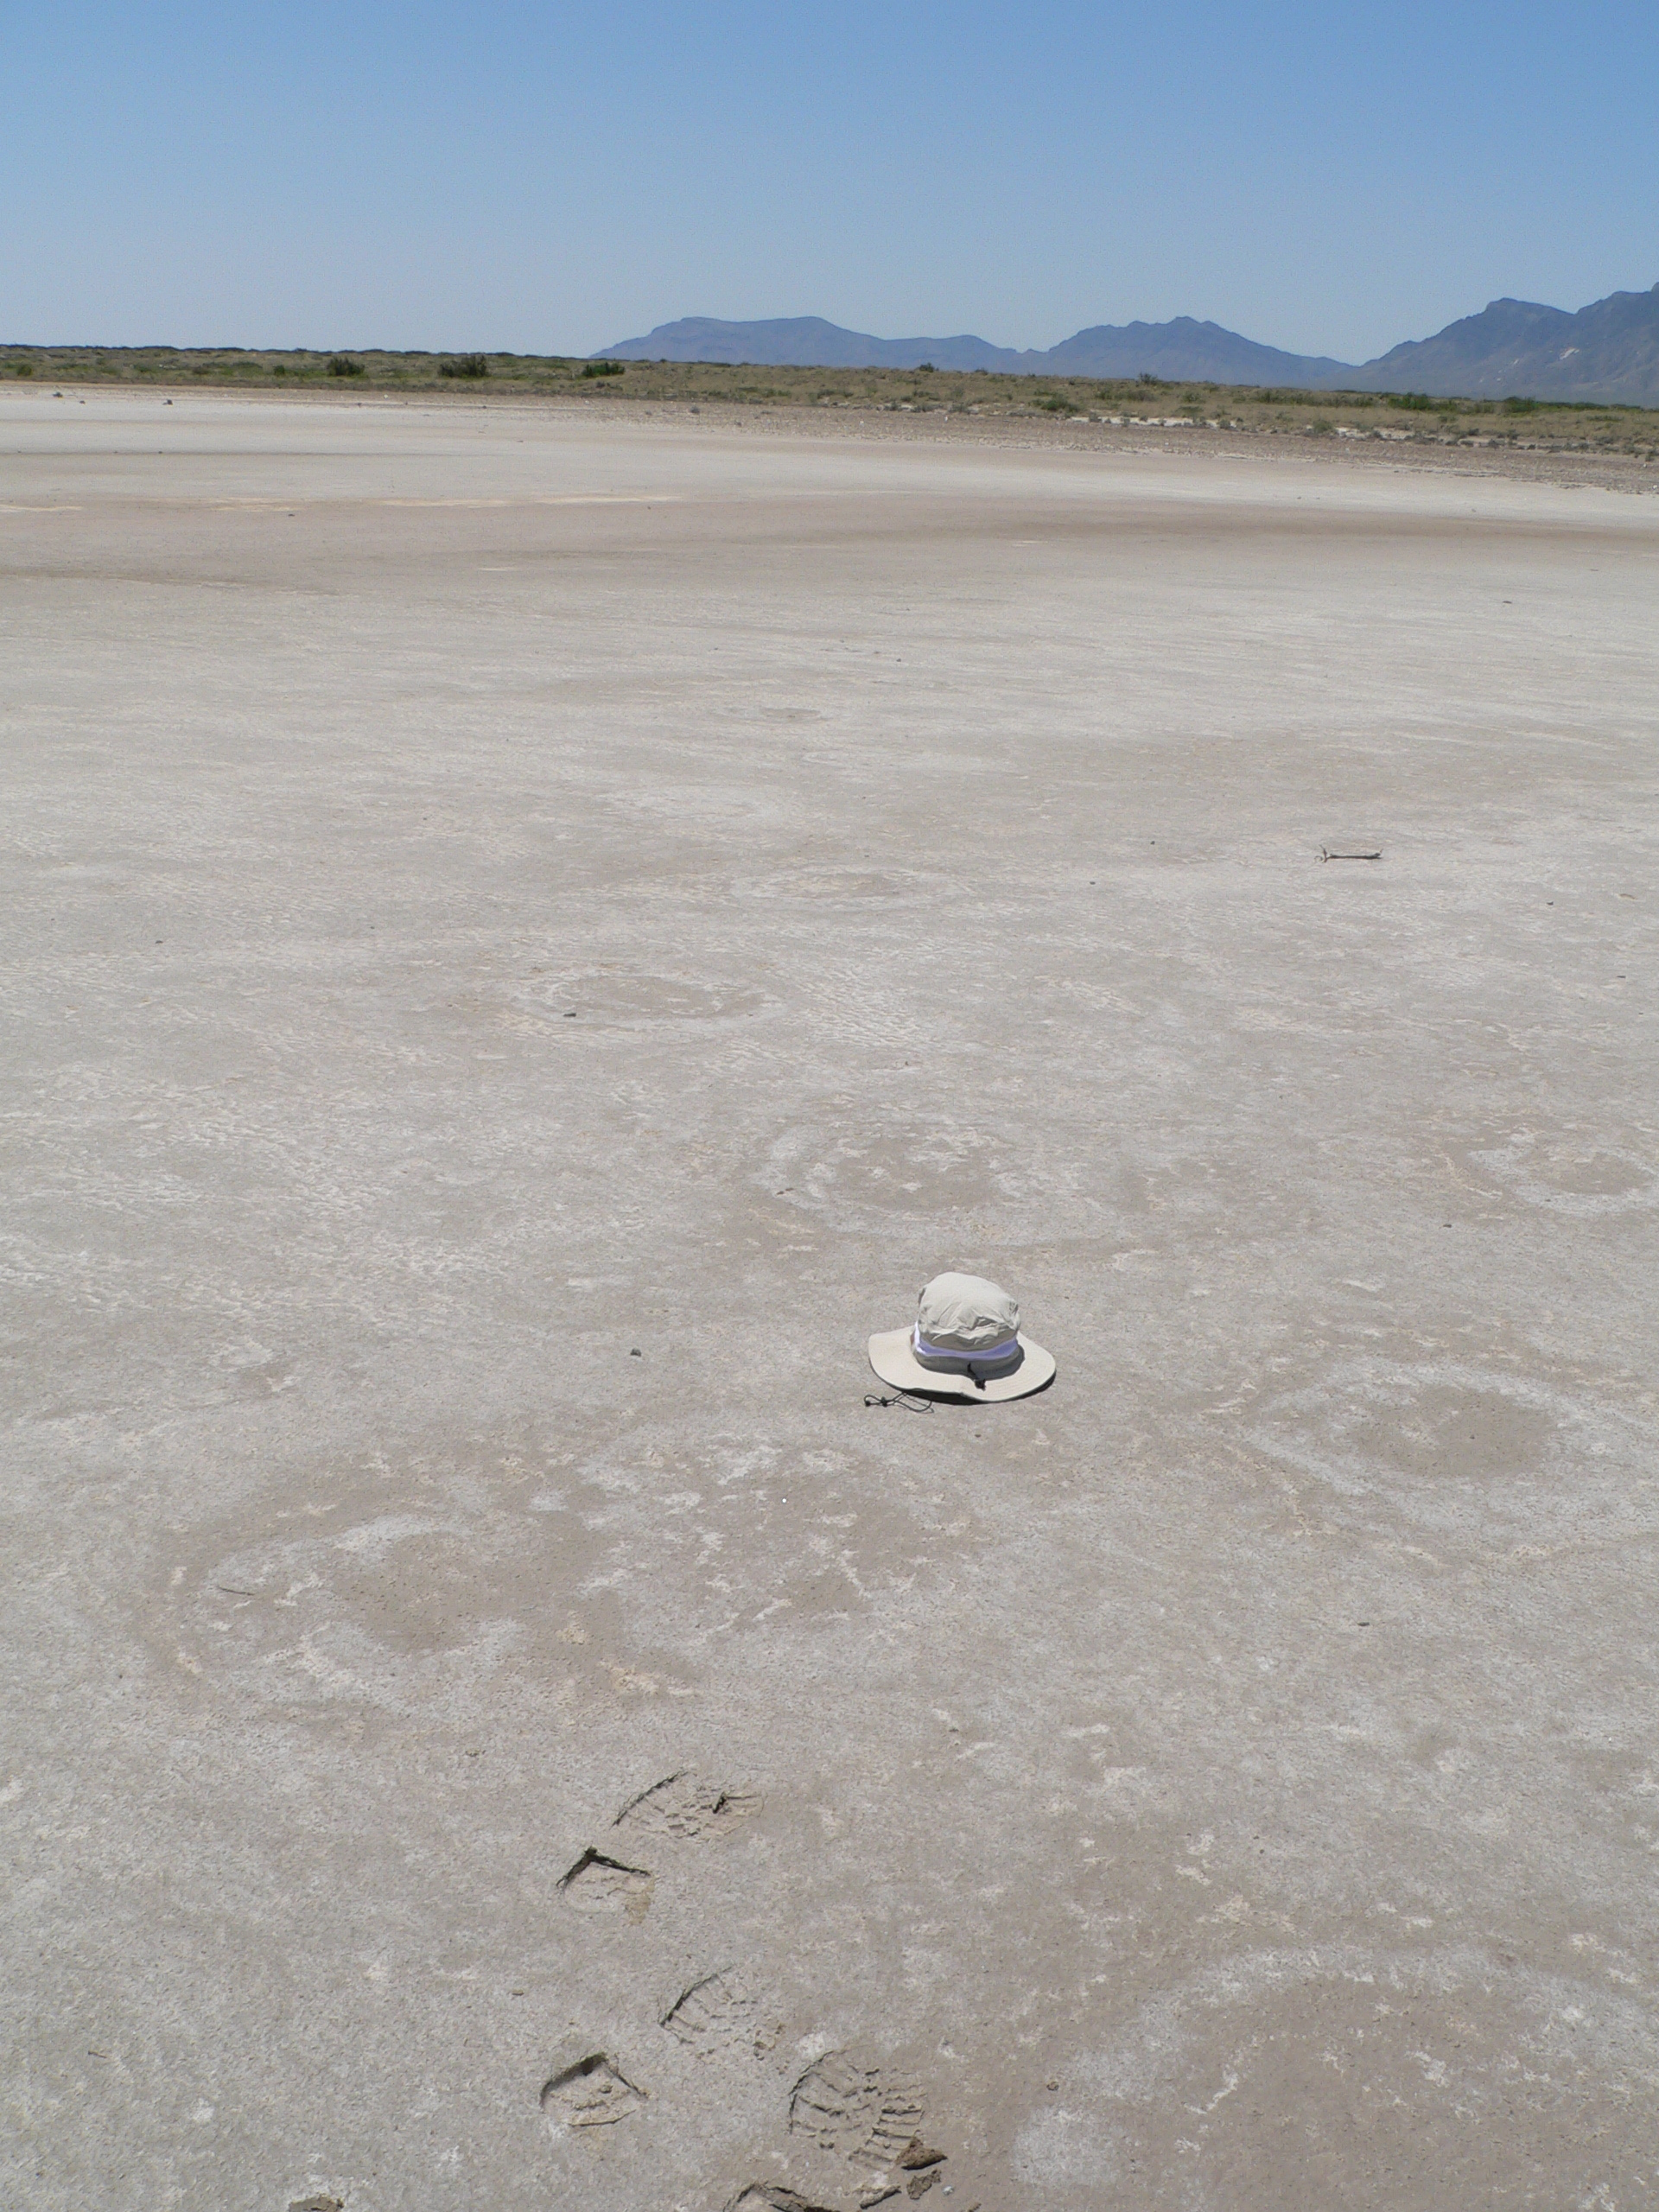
[3,391,1657,2211]
[607,395,1659,501]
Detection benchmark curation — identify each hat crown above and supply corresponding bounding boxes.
[916,1272,1020,1352]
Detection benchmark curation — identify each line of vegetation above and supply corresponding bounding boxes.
[3,346,1654,451]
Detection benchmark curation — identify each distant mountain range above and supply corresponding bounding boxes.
[601,283,1659,405]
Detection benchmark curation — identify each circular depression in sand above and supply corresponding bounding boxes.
[1246,1357,1657,1548]
[156,1507,605,1719]
[765,1113,1084,1239]
[730,863,950,909]
[521,968,769,1027]
[1470,1130,1659,1218]
[1015,1944,1659,2208]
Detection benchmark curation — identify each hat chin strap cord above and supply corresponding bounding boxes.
[868,1323,1021,1408]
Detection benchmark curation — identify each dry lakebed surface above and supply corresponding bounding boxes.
[3,389,1657,2210]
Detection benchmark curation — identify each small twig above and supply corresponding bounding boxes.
[1319,846,1382,861]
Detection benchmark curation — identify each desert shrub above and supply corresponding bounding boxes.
[1389,391,1434,410]
[327,355,365,378]
[1503,395,1536,414]
[581,359,624,378]
[271,363,287,375]
[440,354,490,379]
[13,363,33,377]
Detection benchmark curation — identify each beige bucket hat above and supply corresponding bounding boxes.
[868,1272,1055,1402]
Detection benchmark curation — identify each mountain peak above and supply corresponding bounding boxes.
[601,283,1659,404]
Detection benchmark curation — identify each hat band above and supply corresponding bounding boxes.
[912,1326,1022,1375]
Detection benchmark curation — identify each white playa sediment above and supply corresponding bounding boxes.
[3,390,1657,2210]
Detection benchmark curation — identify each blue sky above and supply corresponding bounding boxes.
[5,1,1657,360]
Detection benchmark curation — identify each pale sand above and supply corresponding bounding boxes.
[3,391,1657,2210]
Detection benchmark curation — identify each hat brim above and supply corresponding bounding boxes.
[868,1327,1055,1403]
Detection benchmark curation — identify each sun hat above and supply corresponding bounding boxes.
[868,1272,1055,1402]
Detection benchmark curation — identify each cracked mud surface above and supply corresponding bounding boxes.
[3,391,1656,2210]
